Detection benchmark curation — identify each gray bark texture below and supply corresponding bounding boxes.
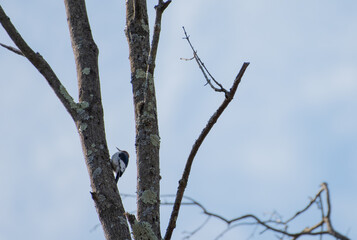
[64,1,131,239]
[125,0,165,239]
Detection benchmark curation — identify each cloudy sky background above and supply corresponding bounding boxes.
[1,0,356,239]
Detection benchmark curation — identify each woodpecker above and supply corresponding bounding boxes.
[110,147,129,183]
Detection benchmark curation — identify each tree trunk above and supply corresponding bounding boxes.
[64,0,131,239]
[125,0,161,238]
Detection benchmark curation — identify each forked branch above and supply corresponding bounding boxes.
[162,183,349,240]
[164,29,249,239]
[181,26,229,96]
[0,42,23,56]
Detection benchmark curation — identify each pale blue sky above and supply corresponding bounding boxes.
[1,1,356,239]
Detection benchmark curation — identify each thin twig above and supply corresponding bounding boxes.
[182,216,211,240]
[284,186,325,224]
[214,222,260,240]
[181,27,229,96]
[0,42,23,56]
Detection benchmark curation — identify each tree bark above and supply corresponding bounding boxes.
[64,1,131,239]
[125,0,161,238]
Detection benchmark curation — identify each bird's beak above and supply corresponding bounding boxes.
[116,147,121,151]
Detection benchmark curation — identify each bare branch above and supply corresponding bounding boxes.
[147,0,171,70]
[320,182,349,240]
[125,185,349,240]
[163,184,349,240]
[164,62,249,240]
[146,0,171,68]
[63,0,132,239]
[0,42,23,56]
[125,0,164,238]
[182,27,229,96]
[182,216,211,240]
[0,5,78,119]
[214,222,261,240]
[180,56,195,61]
[317,194,325,239]
[144,0,171,102]
[284,186,325,224]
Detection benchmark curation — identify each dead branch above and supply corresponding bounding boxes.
[0,42,23,56]
[182,27,229,96]
[0,5,78,119]
[144,0,171,103]
[285,186,325,224]
[163,34,249,238]
[148,0,171,70]
[162,184,349,240]
[123,183,349,240]
[125,0,172,238]
[182,216,211,240]
[64,1,132,239]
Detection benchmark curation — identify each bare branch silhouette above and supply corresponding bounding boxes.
[163,30,249,240]
[181,26,229,96]
[162,183,349,240]
[164,58,249,240]
[164,27,250,240]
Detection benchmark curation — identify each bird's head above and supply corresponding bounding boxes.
[116,147,129,158]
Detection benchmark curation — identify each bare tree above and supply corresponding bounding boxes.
[0,1,349,240]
